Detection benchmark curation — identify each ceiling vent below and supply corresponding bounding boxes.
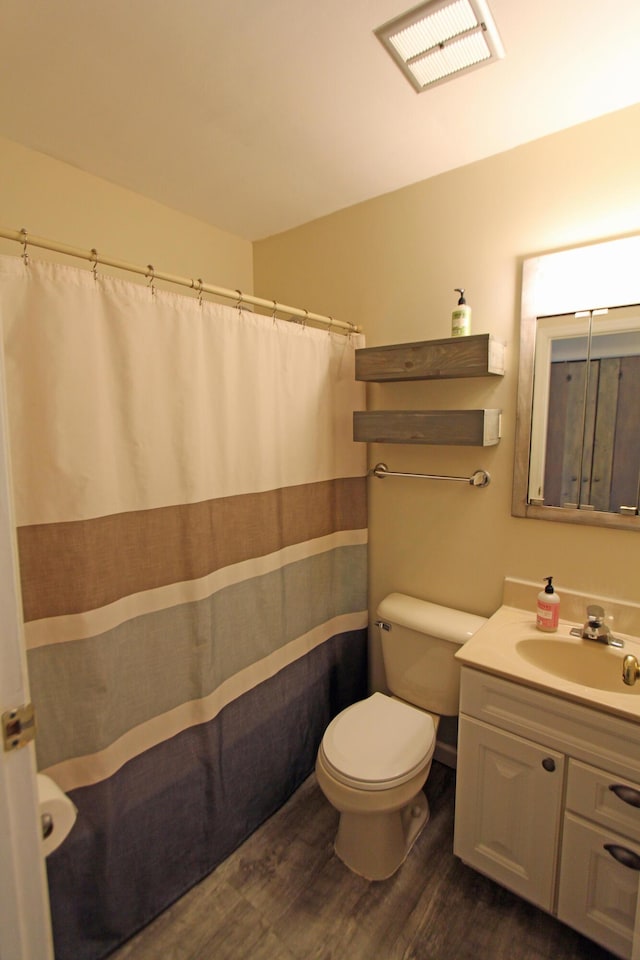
[375,0,505,93]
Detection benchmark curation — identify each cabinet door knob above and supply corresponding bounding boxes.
[609,784,640,808]
[541,757,556,772]
[604,844,640,871]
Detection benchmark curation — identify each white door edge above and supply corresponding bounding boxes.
[0,328,54,960]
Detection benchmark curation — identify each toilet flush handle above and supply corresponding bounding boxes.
[375,619,391,632]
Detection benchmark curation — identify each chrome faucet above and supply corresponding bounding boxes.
[570,604,624,648]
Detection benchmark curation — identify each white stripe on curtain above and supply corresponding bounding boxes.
[0,254,366,526]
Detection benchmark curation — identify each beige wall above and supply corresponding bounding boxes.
[0,137,253,295]
[254,104,640,628]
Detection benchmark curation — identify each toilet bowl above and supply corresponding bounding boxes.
[315,692,436,880]
[316,593,487,881]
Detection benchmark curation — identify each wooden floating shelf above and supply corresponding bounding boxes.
[353,409,502,446]
[355,333,505,382]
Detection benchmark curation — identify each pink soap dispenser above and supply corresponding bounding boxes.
[536,576,560,632]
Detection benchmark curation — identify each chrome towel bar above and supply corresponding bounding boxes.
[370,462,490,487]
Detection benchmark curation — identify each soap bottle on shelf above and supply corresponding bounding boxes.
[536,576,560,632]
[451,288,471,337]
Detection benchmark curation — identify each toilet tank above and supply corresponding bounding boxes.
[376,593,487,716]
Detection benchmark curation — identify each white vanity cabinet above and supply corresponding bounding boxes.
[455,667,640,959]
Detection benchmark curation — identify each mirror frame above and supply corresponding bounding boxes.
[513,234,640,532]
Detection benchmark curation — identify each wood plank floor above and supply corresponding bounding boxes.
[111,762,618,960]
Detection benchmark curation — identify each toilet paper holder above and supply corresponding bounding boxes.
[41,812,54,840]
[37,773,78,856]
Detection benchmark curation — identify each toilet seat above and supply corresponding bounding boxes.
[320,692,435,791]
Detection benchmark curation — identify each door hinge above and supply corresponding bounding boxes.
[2,703,36,752]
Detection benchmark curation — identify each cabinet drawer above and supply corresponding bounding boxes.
[558,812,640,959]
[567,759,640,845]
[459,668,640,781]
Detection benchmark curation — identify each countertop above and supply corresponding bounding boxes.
[456,603,640,722]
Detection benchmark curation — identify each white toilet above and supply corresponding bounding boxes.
[316,592,487,881]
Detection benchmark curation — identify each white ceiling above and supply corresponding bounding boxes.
[1,0,640,241]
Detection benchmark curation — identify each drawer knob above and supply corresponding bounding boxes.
[541,757,556,772]
[604,844,640,871]
[609,784,640,808]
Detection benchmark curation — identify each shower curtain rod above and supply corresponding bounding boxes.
[0,227,360,334]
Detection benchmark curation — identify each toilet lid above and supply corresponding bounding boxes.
[321,692,435,788]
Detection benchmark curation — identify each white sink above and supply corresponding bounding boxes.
[456,600,640,721]
[515,636,639,694]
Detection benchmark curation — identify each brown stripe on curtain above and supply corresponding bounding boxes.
[17,475,367,621]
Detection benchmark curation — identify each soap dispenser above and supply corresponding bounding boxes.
[451,288,471,337]
[536,576,560,633]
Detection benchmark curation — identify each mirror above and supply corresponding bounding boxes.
[513,235,640,531]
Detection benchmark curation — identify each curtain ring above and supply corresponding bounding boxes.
[146,264,156,297]
[20,227,29,265]
[90,248,99,281]
[272,299,278,324]
[327,316,334,335]
[303,309,308,328]
[235,289,244,312]
[189,277,203,306]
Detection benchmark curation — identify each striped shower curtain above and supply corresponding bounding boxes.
[0,254,368,960]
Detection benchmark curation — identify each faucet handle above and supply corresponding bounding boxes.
[587,604,605,625]
[623,655,640,686]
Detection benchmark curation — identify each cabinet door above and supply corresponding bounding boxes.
[454,715,564,911]
[558,812,640,960]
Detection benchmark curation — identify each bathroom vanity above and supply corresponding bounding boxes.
[454,580,640,960]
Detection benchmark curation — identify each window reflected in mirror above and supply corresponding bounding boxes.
[529,305,640,515]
